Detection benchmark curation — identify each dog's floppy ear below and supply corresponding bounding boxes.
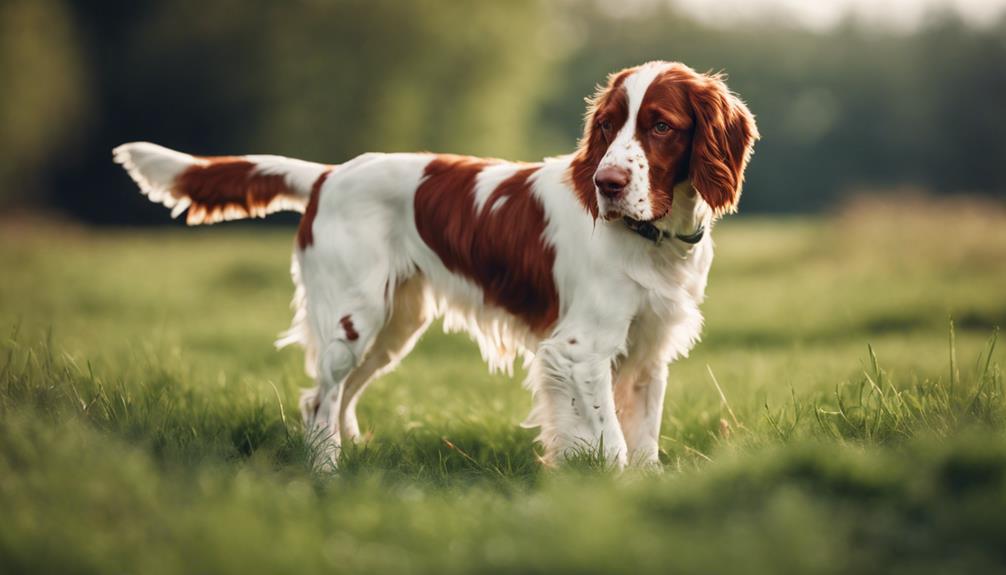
[687,74,759,215]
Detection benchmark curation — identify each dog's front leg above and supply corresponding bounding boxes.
[614,362,668,466]
[523,331,628,468]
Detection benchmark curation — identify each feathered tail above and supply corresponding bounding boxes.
[113,142,332,225]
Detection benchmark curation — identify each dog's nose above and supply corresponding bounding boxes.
[594,166,630,199]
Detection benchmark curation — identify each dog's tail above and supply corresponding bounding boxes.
[112,142,333,225]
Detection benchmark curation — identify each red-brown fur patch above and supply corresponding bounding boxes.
[173,157,294,225]
[414,155,559,334]
[637,68,697,219]
[297,168,332,250]
[569,69,635,219]
[339,315,359,341]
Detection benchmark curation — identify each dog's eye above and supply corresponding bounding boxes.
[653,121,672,135]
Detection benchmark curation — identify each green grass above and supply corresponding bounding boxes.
[2,198,1006,574]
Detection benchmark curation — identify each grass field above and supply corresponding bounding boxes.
[3,197,1006,574]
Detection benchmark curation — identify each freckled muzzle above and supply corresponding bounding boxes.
[595,140,655,222]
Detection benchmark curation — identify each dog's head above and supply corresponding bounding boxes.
[570,61,758,222]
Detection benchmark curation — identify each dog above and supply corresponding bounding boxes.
[113,61,758,468]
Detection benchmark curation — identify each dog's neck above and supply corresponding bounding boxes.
[645,180,711,242]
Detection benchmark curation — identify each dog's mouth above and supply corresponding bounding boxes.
[622,211,669,225]
[602,210,669,223]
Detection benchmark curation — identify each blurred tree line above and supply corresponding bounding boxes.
[2,0,1004,222]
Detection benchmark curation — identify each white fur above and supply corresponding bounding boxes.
[473,163,521,214]
[112,142,208,217]
[597,62,668,222]
[114,65,719,469]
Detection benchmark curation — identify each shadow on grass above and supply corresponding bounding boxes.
[334,429,542,488]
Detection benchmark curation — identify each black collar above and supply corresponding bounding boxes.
[624,218,705,246]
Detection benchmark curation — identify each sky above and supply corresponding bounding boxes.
[670,0,1006,31]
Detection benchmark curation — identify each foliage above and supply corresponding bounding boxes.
[1,1,1004,219]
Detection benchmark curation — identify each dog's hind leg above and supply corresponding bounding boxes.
[337,274,431,442]
[299,286,389,470]
[307,339,356,467]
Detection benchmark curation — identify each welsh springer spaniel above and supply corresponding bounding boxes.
[114,61,758,468]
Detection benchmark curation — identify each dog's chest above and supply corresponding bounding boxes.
[617,246,714,364]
